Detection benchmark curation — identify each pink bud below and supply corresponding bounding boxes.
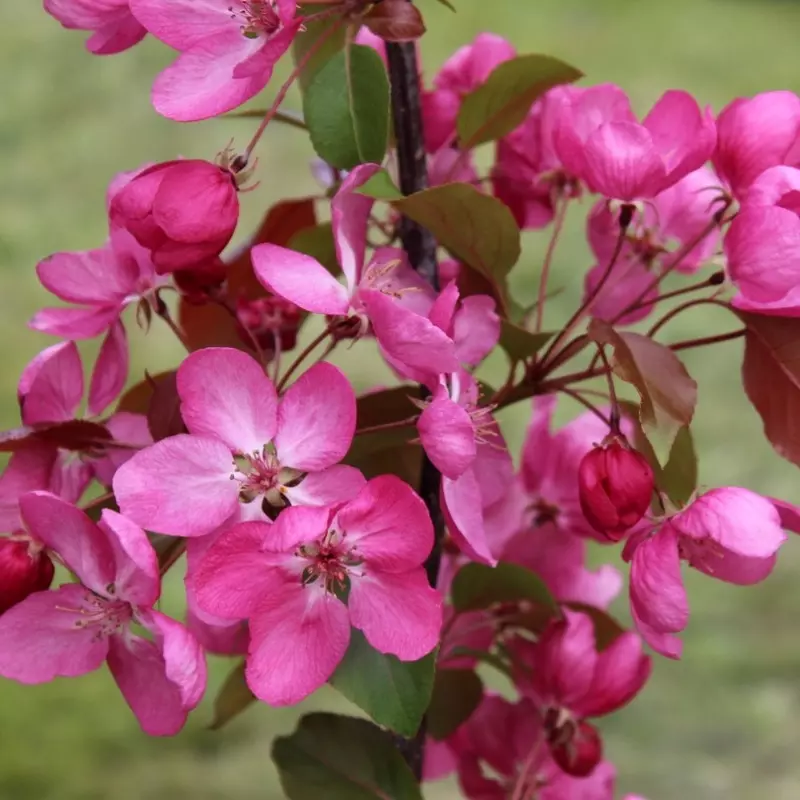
[110,159,239,273]
[0,541,54,614]
[578,441,654,540]
[548,718,603,778]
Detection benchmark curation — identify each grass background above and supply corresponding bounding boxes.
[3,0,800,797]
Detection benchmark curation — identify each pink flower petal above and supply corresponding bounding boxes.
[98,509,159,607]
[29,305,122,339]
[453,295,501,366]
[582,122,665,200]
[88,321,129,416]
[251,243,351,315]
[283,464,366,507]
[91,411,153,486]
[0,584,110,682]
[246,584,350,705]
[19,342,83,425]
[629,527,688,644]
[331,164,381,290]
[268,504,332,553]
[19,491,115,593]
[671,487,786,559]
[643,90,716,183]
[336,476,433,570]
[578,631,651,717]
[630,601,683,660]
[192,521,292,620]
[151,32,270,122]
[142,609,207,709]
[725,206,800,308]
[0,445,56,531]
[128,0,233,51]
[275,362,356,471]
[531,610,597,708]
[418,395,476,479]
[177,347,277,455]
[113,434,239,537]
[349,569,442,661]
[442,469,496,565]
[361,289,459,376]
[107,633,193,736]
[86,13,147,55]
[36,245,137,304]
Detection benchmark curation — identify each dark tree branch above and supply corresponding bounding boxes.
[385,31,443,781]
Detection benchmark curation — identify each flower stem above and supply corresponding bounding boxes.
[538,205,633,372]
[534,196,569,333]
[647,296,733,338]
[276,319,345,392]
[385,14,442,779]
[241,14,347,165]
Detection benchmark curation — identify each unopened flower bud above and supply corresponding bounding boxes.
[578,440,654,540]
[110,159,239,273]
[548,719,602,777]
[0,540,54,614]
[235,295,303,358]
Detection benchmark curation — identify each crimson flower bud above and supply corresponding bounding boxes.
[236,295,303,358]
[110,159,239,273]
[549,719,602,777]
[0,540,54,614]
[578,439,654,540]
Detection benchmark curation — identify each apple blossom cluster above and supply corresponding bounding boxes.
[4,1,800,796]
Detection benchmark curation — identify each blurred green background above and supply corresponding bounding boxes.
[3,0,800,797]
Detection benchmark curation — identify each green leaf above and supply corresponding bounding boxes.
[499,320,553,363]
[451,562,558,614]
[288,223,339,275]
[620,400,698,509]
[330,631,435,737]
[273,713,424,800]
[427,669,483,740]
[392,184,520,309]
[293,5,348,92]
[209,660,255,731]
[588,319,698,464]
[356,169,403,200]
[303,44,390,170]
[457,55,583,148]
[563,603,627,651]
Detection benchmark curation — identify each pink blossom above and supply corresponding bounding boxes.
[508,611,649,778]
[130,0,302,121]
[554,85,716,200]
[725,165,800,315]
[626,487,786,658]
[520,396,621,542]
[0,492,206,734]
[586,167,723,278]
[114,348,363,537]
[428,147,479,187]
[433,371,513,565]
[17,339,148,502]
[422,33,516,152]
[252,164,460,376]
[192,477,442,705]
[714,91,800,198]
[45,0,147,54]
[31,225,164,343]
[110,159,240,272]
[495,490,623,609]
[491,98,563,230]
[433,693,618,799]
